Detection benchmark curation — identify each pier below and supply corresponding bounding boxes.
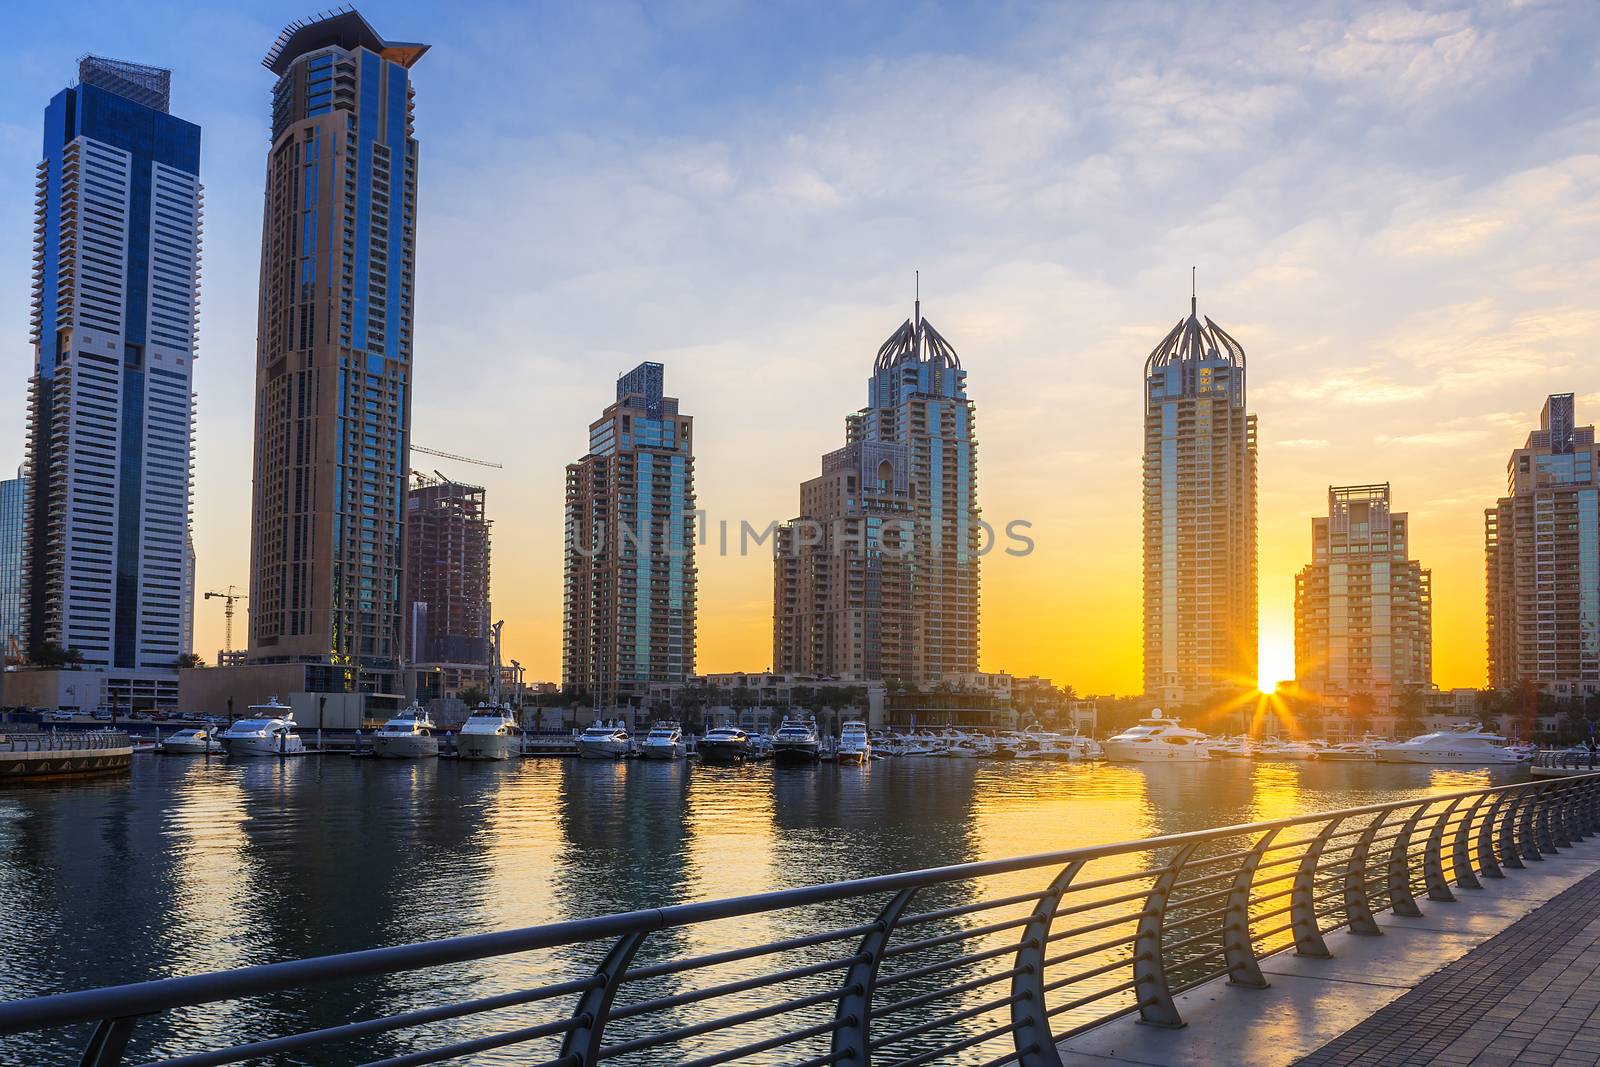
[2,772,1598,1065]
[0,731,132,781]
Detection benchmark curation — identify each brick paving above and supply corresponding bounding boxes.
[1296,866,1600,1066]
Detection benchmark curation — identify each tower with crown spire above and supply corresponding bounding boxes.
[1142,291,1258,706]
[775,299,979,686]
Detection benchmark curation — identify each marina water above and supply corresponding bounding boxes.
[0,756,1524,1064]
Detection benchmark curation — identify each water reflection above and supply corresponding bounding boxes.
[0,755,1534,1064]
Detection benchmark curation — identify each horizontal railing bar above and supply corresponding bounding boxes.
[870,992,1021,1051]
[874,964,1026,1018]
[897,889,1049,927]
[598,984,846,1059]
[1043,978,1139,1018]
[1039,953,1131,993]
[609,954,860,1021]
[1043,910,1147,945]
[623,923,878,981]
[672,1016,840,1067]
[139,976,594,1067]
[882,914,1035,958]
[877,938,1026,989]
[1048,886,1150,920]
[2,778,1578,1037]
[356,1017,577,1067]
[883,1017,1017,1067]
[1042,933,1139,969]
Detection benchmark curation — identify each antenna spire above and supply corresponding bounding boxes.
[914,270,921,330]
[1190,266,1196,316]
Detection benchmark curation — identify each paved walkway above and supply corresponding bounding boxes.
[1296,866,1600,1067]
[1052,847,1600,1067]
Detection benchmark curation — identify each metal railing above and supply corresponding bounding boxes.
[2,774,1597,1066]
[0,730,131,753]
[1535,749,1600,772]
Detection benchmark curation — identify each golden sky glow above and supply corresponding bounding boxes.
[3,3,1595,695]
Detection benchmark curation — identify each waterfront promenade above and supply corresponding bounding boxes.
[1054,846,1600,1067]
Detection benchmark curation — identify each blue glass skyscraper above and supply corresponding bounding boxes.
[24,57,201,679]
[0,471,24,656]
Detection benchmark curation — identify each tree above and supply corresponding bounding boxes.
[1347,692,1375,739]
[30,643,84,668]
[174,652,206,669]
[458,685,489,707]
[1395,685,1427,738]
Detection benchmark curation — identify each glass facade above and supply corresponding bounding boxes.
[24,57,201,672]
[0,474,23,652]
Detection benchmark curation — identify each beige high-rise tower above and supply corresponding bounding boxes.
[1142,295,1258,705]
[246,11,426,698]
[1294,484,1432,714]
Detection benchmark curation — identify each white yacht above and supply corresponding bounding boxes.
[639,722,686,760]
[576,721,631,760]
[157,726,222,755]
[1203,737,1254,760]
[1320,740,1377,762]
[698,724,751,764]
[456,705,521,761]
[1263,739,1327,761]
[836,721,872,764]
[220,699,304,757]
[772,718,821,765]
[1374,726,1523,765]
[371,704,441,759]
[1102,710,1211,763]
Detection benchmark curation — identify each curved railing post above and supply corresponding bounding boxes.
[1583,776,1600,836]
[1386,803,1429,917]
[1500,787,1528,869]
[1537,781,1564,853]
[79,1017,136,1067]
[1453,793,1491,890]
[1224,828,1280,987]
[1010,860,1087,1067]
[560,929,650,1066]
[1134,842,1197,1028]
[1423,797,1463,902]
[1558,780,1582,845]
[1477,792,1509,879]
[1520,784,1547,861]
[1291,817,1345,958]
[1344,811,1389,935]
[832,886,918,1064]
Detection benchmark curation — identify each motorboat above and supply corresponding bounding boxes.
[371,704,441,759]
[220,698,305,757]
[639,722,686,760]
[1320,741,1377,762]
[771,718,821,765]
[1374,726,1524,765]
[1204,737,1254,759]
[576,721,631,760]
[836,721,871,764]
[456,705,521,761]
[156,726,222,755]
[1263,739,1326,761]
[698,724,751,764]
[1101,710,1210,763]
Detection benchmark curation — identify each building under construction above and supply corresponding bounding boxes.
[407,473,492,697]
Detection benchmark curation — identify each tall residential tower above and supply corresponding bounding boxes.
[774,303,980,683]
[245,11,427,702]
[563,363,697,703]
[406,474,492,698]
[22,57,201,702]
[1485,394,1600,698]
[1294,484,1432,714]
[1142,295,1258,705]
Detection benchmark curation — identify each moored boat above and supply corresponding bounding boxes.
[157,726,222,754]
[771,718,821,765]
[456,705,521,761]
[576,721,631,760]
[639,722,686,760]
[1374,726,1523,765]
[1101,710,1210,763]
[371,704,441,759]
[698,724,751,764]
[220,698,305,757]
[836,721,871,764]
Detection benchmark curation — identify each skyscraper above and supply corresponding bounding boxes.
[0,471,23,658]
[563,362,696,703]
[23,57,201,691]
[1142,294,1258,705]
[245,11,427,698]
[1485,394,1600,695]
[1294,484,1432,714]
[774,303,980,683]
[406,474,491,696]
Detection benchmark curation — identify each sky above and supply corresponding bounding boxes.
[1,0,1597,695]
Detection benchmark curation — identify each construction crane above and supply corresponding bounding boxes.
[204,585,247,656]
[411,443,502,469]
